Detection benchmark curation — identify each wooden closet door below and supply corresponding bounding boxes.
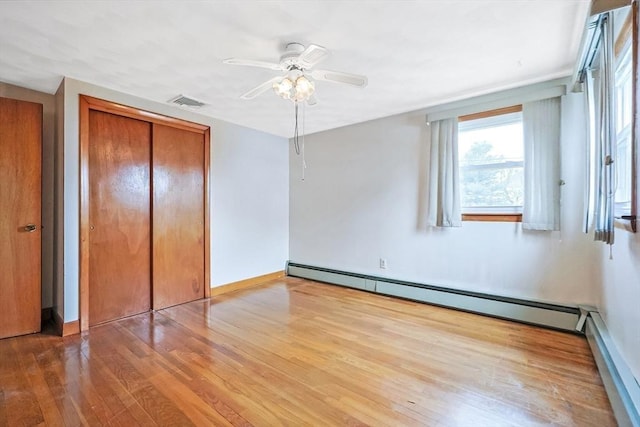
[152,123,205,309]
[89,110,151,325]
[0,97,42,339]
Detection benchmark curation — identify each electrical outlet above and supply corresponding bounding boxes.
[379,258,387,269]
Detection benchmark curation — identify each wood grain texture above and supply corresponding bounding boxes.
[462,213,523,222]
[52,311,80,337]
[0,96,42,339]
[79,96,212,331]
[152,123,205,310]
[0,278,615,426]
[458,104,522,122]
[89,110,152,325]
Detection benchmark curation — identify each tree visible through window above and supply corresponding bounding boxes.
[458,109,524,216]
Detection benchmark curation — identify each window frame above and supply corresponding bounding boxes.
[633,1,638,232]
[458,105,524,223]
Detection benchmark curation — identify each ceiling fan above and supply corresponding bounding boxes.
[223,42,368,105]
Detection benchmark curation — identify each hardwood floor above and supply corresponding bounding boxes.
[0,277,615,426]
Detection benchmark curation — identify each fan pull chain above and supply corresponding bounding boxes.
[302,101,307,181]
[293,102,301,155]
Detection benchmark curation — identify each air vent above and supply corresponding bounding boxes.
[168,94,206,108]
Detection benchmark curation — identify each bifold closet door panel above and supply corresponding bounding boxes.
[152,123,205,310]
[0,97,42,339]
[89,110,152,325]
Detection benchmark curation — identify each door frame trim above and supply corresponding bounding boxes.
[79,95,211,332]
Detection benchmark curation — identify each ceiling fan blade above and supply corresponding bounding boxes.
[240,76,284,100]
[223,58,283,71]
[310,69,368,87]
[297,44,330,69]
[306,94,318,106]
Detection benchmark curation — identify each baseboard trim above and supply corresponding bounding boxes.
[210,271,286,296]
[63,320,80,336]
[53,310,63,336]
[585,313,640,427]
[53,311,81,337]
[286,262,581,332]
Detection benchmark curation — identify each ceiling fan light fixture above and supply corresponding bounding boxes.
[293,76,315,102]
[273,77,294,100]
[273,75,315,102]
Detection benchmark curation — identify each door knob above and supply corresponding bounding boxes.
[24,224,37,232]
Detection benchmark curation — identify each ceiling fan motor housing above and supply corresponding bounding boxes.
[280,42,307,68]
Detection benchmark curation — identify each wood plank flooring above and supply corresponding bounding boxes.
[0,277,615,426]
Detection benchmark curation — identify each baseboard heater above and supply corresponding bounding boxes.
[286,262,581,333]
[585,312,640,427]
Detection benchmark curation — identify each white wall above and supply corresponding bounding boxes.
[62,78,289,322]
[596,203,640,382]
[290,90,601,306]
[210,122,289,286]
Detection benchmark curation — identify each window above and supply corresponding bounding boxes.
[613,11,634,220]
[458,106,524,221]
[579,4,637,239]
[614,43,633,216]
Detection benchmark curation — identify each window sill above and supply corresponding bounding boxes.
[462,213,522,222]
[614,216,637,232]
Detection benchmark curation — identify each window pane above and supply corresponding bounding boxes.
[459,112,524,211]
[615,134,632,209]
[614,43,633,216]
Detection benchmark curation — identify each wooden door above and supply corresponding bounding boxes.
[88,110,152,325]
[152,123,205,309]
[0,97,42,339]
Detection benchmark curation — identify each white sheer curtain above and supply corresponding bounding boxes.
[427,118,461,227]
[583,68,596,233]
[522,98,561,230]
[586,13,616,244]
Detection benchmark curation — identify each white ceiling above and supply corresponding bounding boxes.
[0,1,590,138]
